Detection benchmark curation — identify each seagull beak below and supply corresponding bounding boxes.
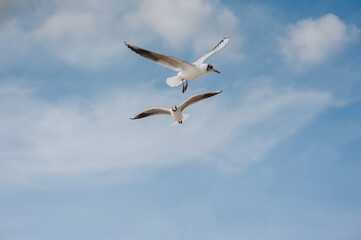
[214,69,220,74]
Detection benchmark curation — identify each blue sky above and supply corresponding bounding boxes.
[1,0,361,239]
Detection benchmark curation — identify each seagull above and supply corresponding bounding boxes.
[125,38,229,93]
[130,90,222,124]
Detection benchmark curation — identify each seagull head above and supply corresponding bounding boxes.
[171,105,177,112]
[207,64,220,74]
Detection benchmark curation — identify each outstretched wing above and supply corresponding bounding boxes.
[130,108,171,120]
[194,37,229,64]
[125,42,194,71]
[179,90,222,112]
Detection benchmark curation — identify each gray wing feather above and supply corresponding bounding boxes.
[194,37,229,64]
[125,42,194,71]
[179,90,222,112]
[130,108,171,120]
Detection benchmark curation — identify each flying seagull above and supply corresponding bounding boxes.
[130,90,222,124]
[125,38,229,93]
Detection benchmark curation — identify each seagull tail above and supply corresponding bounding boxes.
[166,75,183,87]
[171,114,190,126]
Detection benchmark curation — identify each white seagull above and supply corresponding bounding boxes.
[130,90,222,124]
[125,38,229,93]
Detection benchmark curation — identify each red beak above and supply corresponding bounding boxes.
[214,69,220,74]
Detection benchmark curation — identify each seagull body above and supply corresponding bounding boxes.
[170,105,184,124]
[130,90,222,124]
[125,38,229,93]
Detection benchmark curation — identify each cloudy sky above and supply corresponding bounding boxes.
[1,0,361,239]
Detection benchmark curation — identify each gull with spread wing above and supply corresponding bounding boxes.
[125,38,229,93]
[130,90,222,125]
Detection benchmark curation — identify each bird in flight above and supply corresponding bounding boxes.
[125,38,229,93]
[130,90,222,125]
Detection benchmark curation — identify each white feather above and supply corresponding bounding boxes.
[166,75,183,87]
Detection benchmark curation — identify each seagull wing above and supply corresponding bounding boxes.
[130,108,171,120]
[194,37,229,64]
[179,90,222,112]
[125,42,194,72]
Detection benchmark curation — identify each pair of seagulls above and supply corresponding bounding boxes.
[127,37,229,124]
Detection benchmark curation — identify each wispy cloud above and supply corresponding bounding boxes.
[0,0,242,68]
[123,0,242,58]
[279,13,360,67]
[0,82,333,189]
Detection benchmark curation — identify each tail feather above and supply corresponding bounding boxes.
[166,75,183,87]
[171,114,190,126]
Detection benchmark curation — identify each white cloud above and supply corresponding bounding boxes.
[35,11,126,67]
[0,0,242,68]
[206,84,333,172]
[123,0,242,57]
[279,13,360,66]
[0,83,333,189]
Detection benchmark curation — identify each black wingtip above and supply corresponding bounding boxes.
[222,37,229,43]
[125,42,132,51]
[130,117,135,120]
